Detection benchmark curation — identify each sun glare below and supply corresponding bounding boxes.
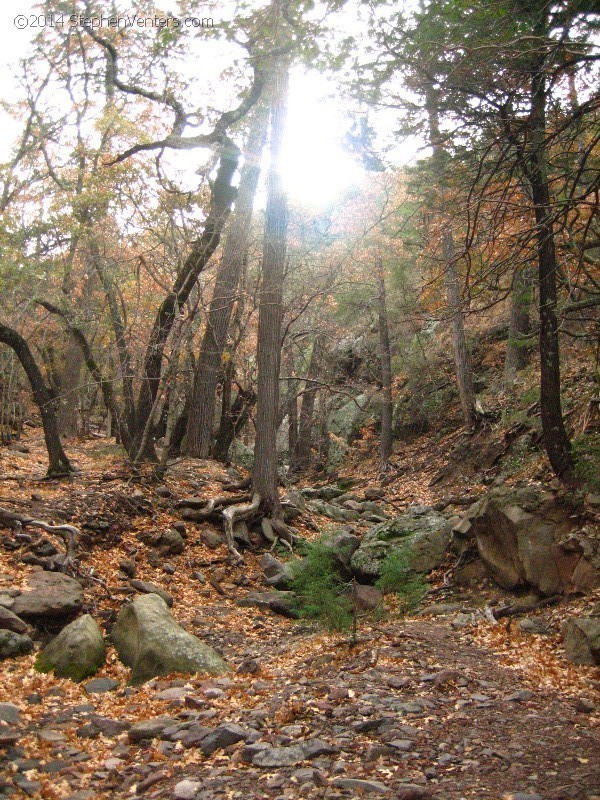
[281,70,365,209]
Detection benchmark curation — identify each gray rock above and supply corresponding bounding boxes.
[199,723,247,756]
[199,530,224,550]
[518,617,551,635]
[112,593,228,685]
[260,553,292,589]
[173,780,200,800]
[118,559,136,578]
[159,529,185,556]
[11,572,83,619]
[129,579,173,607]
[0,605,29,634]
[326,531,361,578]
[562,616,600,665]
[237,591,299,618]
[0,703,20,723]
[0,629,34,660]
[128,717,178,742]
[84,678,119,694]
[351,509,451,581]
[35,615,105,681]
[331,778,390,793]
[252,739,336,767]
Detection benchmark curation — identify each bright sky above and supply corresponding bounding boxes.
[0,3,374,211]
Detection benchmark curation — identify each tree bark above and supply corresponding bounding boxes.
[425,87,477,428]
[376,261,393,468]
[184,106,269,457]
[252,62,289,515]
[213,383,257,463]
[133,144,240,456]
[527,45,574,483]
[0,322,72,476]
[504,266,532,384]
[295,337,322,472]
[56,332,83,437]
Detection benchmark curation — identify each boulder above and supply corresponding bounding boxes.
[351,508,451,581]
[306,499,358,523]
[455,485,599,595]
[349,584,383,612]
[0,630,33,660]
[11,572,83,619]
[158,529,185,556]
[260,553,292,589]
[129,579,173,607]
[35,615,105,681]
[562,617,600,665]
[326,531,361,579]
[112,593,228,685]
[0,606,29,634]
[236,591,299,618]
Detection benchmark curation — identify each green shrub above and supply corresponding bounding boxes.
[375,549,427,612]
[289,539,354,632]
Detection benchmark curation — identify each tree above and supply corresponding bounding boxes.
[184,103,269,457]
[0,322,72,476]
[252,58,290,514]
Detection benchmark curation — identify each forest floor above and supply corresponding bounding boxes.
[0,432,599,800]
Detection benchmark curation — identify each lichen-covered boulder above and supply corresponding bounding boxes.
[0,630,34,661]
[112,593,228,685]
[350,507,451,582]
[35,615,105,680]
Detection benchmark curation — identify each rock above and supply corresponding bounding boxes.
[128,717,178,742]
[395,786,431,800]
[199,723,247,756]
[351,509,451,581]
[307,499,359,523]
[0,703,20,723]
[417,602,463,617]
[456,485,598,595]
[562,617,600,665]
[83,678,119,694]
[365,488,386,501]
[0,630,34,660]
[35,615,105,681]
[112,593,228,685]
[331,777,390,793]
[326,531,361,578]
[518,617,551,635]
[260,553,293,588]
[129,579,173,607]
[236,591,299,618]
[252,739,336,767]
[230,439,254,469]
[159,529,185,556]
[11,572,83,619]
[200,530,223,550]
[173,779,200,799]
[118,559,136,578]
[0,606,29,634]
[349,584,383,611]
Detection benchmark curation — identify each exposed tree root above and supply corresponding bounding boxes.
[222,493,262,563]
[0,507,79,572]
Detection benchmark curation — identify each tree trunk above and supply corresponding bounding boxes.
[0,322,72,476]
[252,62,289,515]
[213,384,257,463]
[425,87,477,428]
[56,332,83,438]
[444,233,477,427]
[133,145,240,456]
[504,267,532,384]
[527,51,574,483]
[376,261,393,468]
[184,106,269,457]
[295,337,322,472]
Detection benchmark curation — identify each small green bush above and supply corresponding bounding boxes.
[375,549,427,611]
[288,538,353,632]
